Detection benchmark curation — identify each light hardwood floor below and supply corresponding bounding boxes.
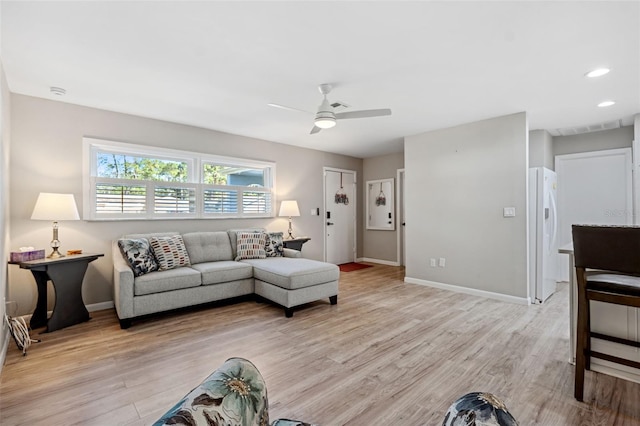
[2,265,640,425]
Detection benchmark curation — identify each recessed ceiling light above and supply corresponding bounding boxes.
[585,68,610,78]
[597,100,615,107]
[50,87,66,96]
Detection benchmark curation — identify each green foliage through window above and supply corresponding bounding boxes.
[97,153,188,182]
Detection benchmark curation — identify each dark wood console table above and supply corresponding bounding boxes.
[282,237,311,251]
[15,253,104,332]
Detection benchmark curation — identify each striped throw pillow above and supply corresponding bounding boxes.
[149,235,191,270]
[235,232,267,261]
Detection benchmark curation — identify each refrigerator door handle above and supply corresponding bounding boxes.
[549,189,558,252]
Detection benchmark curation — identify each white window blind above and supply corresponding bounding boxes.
[83,138,276,220]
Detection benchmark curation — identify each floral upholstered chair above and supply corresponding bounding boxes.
[153,357,313,426]
[443,392,518,426]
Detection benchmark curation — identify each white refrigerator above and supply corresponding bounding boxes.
[528,167,559,304]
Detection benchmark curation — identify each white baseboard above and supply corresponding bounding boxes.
[20,300,115,324]
[404,276,530,305]
[591,361,640,385]
[357,257,401,267]
[87,301,114,312]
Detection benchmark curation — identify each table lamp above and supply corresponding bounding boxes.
[31,193,80,258]
[279,200,300,239]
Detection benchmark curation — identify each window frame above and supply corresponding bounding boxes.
[83,138,276,221]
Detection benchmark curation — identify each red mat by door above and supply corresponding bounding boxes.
[339,262,373,272]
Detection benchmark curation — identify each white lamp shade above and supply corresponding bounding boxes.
[31,193,80,221]
[278,200,300,217]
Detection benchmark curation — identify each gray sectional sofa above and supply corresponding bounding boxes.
[112,230,339,329]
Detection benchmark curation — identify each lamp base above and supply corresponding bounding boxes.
[287,218,295,239]
[48,223,64,258]
[47,248,65,259]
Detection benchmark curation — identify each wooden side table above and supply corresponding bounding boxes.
[282,237,311,251]
[15,253,104,332]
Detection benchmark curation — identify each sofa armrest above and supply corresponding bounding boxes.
[112,241,135,320]
[283,248,301,258]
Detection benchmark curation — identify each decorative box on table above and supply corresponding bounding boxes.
[10,249,45,263]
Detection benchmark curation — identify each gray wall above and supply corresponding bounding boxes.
[404,112,529,299]
[529,129,553,169]
[553,126,633,157]
[0,62,10,366]
[8,94,363,316]
[362,152,404,263]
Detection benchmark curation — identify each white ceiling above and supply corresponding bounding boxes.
[1,1,639,158]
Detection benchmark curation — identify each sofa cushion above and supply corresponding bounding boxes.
[191,261,253,285]
[265,232,284,258]
[150,235,191,271]
[118,238,158,277]
[134,267,202,296]
[227,228,265,259]
[235,232,267,261]
[182,232,233,264]
[241,258,339,290]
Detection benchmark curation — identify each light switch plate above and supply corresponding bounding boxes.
[503,207,516,217]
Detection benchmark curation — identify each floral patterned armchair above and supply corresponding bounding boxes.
[154,357,518,426]
[153,357,313,426]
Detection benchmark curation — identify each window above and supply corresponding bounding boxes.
[83,138,276,220]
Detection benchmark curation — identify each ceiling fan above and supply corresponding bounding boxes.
[268,84,392,134]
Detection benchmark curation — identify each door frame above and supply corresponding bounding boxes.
[396,168,405,267]
[323,167,357,263]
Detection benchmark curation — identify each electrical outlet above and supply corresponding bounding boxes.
[439,257,446,267]
[430,258,436,267]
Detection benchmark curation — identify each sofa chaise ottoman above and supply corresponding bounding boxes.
[243,257,339,317]
[113,229,339,327]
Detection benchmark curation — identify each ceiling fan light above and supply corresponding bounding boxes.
[585,68,610,78]
[315,116,336,129]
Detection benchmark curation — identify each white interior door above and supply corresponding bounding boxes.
[324,168,356,265]
[556,148,633,281]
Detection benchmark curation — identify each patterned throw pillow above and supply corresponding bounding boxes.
[149,235,191,271]
[265,232,284,257]
[118,238,159,277]
[235,232,267,261]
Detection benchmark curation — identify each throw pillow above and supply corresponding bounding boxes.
[149,235,191,271]
[118,238,159,277]
[265,232,284,257]
[235,232,267,261]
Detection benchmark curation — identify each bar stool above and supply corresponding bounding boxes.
[571,225,640,401]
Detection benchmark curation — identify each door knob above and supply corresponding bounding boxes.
[327,222,334,226]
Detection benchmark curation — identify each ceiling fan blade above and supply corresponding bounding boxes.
[310,125,322,135]
[335,109,392,120]
[268,103,312,114]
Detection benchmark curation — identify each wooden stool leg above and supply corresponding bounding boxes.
[585,300,591,371]
[575,269,588,401]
